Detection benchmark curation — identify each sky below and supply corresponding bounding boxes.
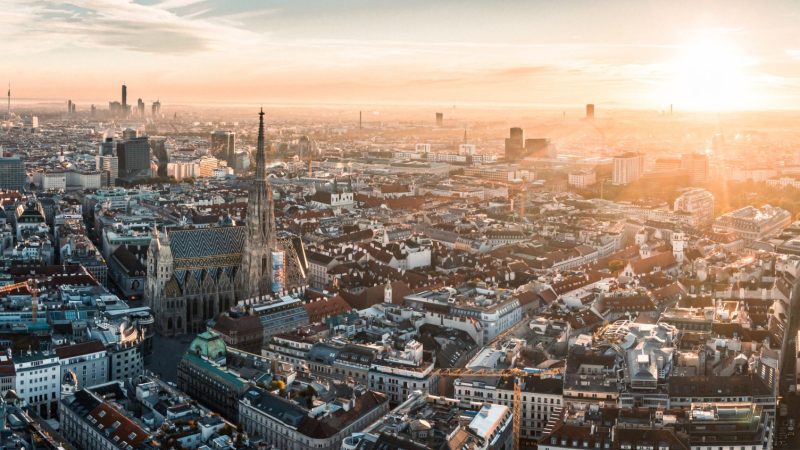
[2,0,800,110]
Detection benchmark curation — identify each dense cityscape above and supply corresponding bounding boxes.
[4,1,800,450]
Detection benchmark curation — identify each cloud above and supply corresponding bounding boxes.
[495,66,553,77]
[0,0,265,55]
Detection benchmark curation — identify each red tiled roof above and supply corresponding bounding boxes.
[55,340,105,359]
[304,295,353,323]
[88,402,149,448]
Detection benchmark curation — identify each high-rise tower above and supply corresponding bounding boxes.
[238,108,278,300]
[6,82,9,117]
[122,83,127,108]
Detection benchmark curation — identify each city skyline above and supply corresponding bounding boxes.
[4,0,800,110]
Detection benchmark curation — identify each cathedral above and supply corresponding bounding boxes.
[145,109,306,336]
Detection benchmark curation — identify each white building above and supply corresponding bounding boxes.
[34,171,67,190]
[239,386,389,450]
[673,188,715,229]
[612,152,643,185]
[455,375,564,440]
[55,340,109,389]
[95,155,119,186]
[458,144,476,156]
[168,161,199,180]
[13,351,61,418]
[66,170,103,190]
[713,205,792,243]
[568,170,597,188]
[368,340,435,404]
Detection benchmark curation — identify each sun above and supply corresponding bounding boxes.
[664,37,755,111]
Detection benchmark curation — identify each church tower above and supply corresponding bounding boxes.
[145,227,173,320]
[238,109,277,300]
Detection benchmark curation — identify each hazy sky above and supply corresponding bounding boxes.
[3,0,800,109]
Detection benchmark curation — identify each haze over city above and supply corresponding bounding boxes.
[3,2,800,450]
[4,0,800,109]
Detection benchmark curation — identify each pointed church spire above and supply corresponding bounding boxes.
[239,108,277,300]
[256,107,266,181]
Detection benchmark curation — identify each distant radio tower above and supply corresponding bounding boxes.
[359,110,362,129]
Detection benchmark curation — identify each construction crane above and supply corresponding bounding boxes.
[0,279,39,320]
[433,367,562,450]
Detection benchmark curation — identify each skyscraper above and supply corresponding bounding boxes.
[116,136,150,180]
[122,83,127,108]
[0,155,25,191]
[150,136,169,178]
[238,108,278,299]
[6,82,9,117]
[122,128,138,140]
[67,100,72,115]
[137,98,145,117]
[99,137,115,156]
[435,112,443,126]
[151,100,161,117]
[210,131,236,169]
[586,103,595,119]
[505,127,524,160]
[95,154,119,187]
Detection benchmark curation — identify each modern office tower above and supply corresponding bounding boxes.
[121,83,127,108]
[6,82,9,117]
[99,137,115,156]
[150,136,169,178]
[505,127,525,160]
[71,103,76,114]
[612,152,644,185]
[96,154,119,187]
[90,104,96,116]
[116,136,150,180]
[151,99,161,117]
[586,103,595,119]
[0,155,25,191]
[435,112,443,126]
[681,152,709,184]
[67,100,73,114]
[122,128,138,140]
[137,98,145,117]
[524,138,551,156]
[211,130,236,168]
[23,116,39,132]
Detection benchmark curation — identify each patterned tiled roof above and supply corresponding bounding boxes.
[169,226,246,270]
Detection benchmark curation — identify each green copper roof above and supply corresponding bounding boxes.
[188,330,227,360]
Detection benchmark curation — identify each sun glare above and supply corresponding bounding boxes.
[665,37,754,111]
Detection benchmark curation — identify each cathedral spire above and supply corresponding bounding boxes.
[256,107,266,181]
[239,108,278,300]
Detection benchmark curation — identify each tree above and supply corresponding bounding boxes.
[268,380,286,395]
[608,259,626,272]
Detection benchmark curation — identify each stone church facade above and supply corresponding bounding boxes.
[145,109,306,336]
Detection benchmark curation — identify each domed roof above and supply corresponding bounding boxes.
[189,330,227,361]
